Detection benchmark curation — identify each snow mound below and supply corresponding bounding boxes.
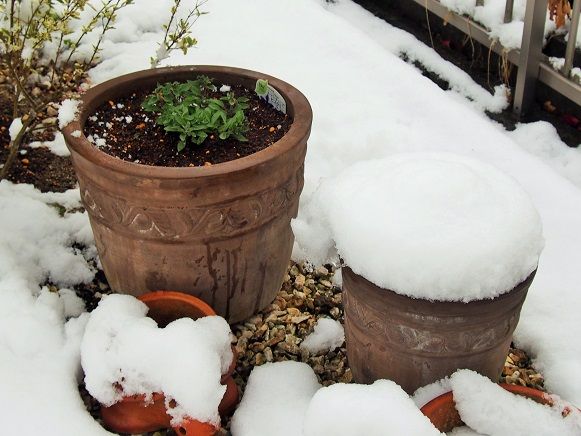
[316,153,543,301]
[300,317,344,354]
[450,370,581,436]
[58,99,80,129]
[81,294,233,426]
[303,379,442,436]
[28,132,71,157]
[230,361,321,436]
[413,376,452,408]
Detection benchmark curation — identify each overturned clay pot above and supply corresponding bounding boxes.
[421,384,554,432]
[99,291,239,434]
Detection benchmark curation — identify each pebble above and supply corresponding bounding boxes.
[46,104,59,117]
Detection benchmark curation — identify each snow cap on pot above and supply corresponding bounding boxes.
[310,152,544,301]
[299,152,545,393]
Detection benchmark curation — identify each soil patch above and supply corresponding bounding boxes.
[84,84,292,167]
[352,0,581,147]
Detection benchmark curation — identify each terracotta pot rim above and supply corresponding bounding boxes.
[420,383,553,419]
[138,290,217,316]
[342,266,537,308]
[62,65,312,179]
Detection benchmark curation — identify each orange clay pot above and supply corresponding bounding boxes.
[100,291,239,435]
[420,383,555,432]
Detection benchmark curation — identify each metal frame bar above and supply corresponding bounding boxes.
[504,0,515,23]
[407,0,580,116]
[513,0,548,116]
[564,0,581,77]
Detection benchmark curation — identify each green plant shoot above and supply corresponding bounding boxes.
[142,76,249,152]
[255,79,269,97]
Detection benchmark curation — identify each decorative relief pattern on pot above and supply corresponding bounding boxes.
[344,290,517,355]
[78,165,304,241]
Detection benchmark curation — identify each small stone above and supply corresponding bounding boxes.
[31,87,42,97]
[264,347,273,362]
[42,117,57,125]
[330,307,341,319]
[291,315,310,324]
[315,266,329,277]
[320,279,333,288]
[287,307,301,317]
[269,126,275,133]
[294,274,306,289]
[21,158,30,166]
[46,104,59,117]
[289,265,300,277]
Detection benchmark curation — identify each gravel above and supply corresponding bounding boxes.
[75,261,545,435]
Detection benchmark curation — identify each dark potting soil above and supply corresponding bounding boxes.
[84,84,292,167]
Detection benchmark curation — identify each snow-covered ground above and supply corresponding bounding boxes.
[1,0,581,434]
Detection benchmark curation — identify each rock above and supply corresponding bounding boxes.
[31,87,42,97]
[264,347,273,362]
[291,315,310,324]
[294,274,306,289]
[46,104,59,117]
[42,117,57,125]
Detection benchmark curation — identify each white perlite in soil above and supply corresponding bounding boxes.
[450,370,581,436]
[312,153,544,302]
[81,294,233,427]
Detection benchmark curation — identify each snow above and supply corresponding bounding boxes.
[309,153,544,301]
[81,294,232,426]
[450,370,581,436]
[230,362,321,436]
[28,131,71,157]
[9,117,23,141]
[300,317,345,354]
[329,1,510,114]
[413,376,452,408]
[58,99,81,129]
[2,0,581,433]
[303,379,442,436]
[0,181,107,435]
[508,122,581,189]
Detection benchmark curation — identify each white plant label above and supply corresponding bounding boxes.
[262,85,287,114]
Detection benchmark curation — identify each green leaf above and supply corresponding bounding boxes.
[255,79,269,97]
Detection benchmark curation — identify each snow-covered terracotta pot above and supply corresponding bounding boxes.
[99,291,239,434]
[62,65,312,323]
[343,266,535,394]
[420,384,554,432]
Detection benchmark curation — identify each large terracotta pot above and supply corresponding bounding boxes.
[62,66,312,323]
[342,266,535,394]
[100,291,239,434]
[420,384,555,432]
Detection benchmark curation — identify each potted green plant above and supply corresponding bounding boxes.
[61,66,312,323]
[92,291,239,435]
[311,153,544,394]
